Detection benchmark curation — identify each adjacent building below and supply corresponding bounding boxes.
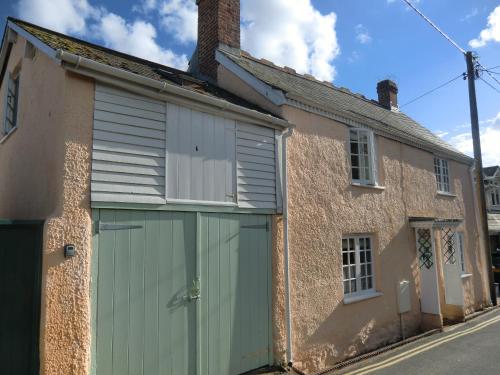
[484,166,500,275]
[0,2,493,375]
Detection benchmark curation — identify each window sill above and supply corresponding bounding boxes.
[0,127,17,144]
[166,198,237,207]
[437,191,457,198]
[343,291,383,305]
[461,273,473,279]
[351,182,386,191]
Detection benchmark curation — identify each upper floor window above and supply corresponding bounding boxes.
[434,157,450,193]
[342,235,375,297]
[491,188,500,207]
[3,73,19,135]
[350,129,375,185]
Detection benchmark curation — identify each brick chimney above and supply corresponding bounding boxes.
[377,80,399,110]
[195,0,240,80]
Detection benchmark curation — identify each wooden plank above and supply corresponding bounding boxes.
[111,210,131,374]
[237,185,276,195]
[225,119,236,203]
[92,171,164,186]
[144,211,160,374]
[238,177,276,188]
[236,153,275,166]
[128,211,145,375]
[95,100,166,122]
[94,110,165,131]
[238,201,277,209]
[237,145,275,159]
[158,212,173,374]
[198,214,209,374]
[190,110,203,201]
[93,150,165,167]
[236,131,275,144]
[177,106,192,200]
[219,215,232,374]
[95,210,115,375]
[213,118,226,202]
[93,140,165,158]
[91,193,165,204]
[237,122,275,138]
[237,161,275,173]
[95,91,166,114]
[202,113,216,201]
[166,103,180,200]
[91,182,164,195]
[96,84,164,106]
[208,215,220,374]
[92,160,164,177]
[238,192,276,202]
[236,138,275,151]
[94,129,166,149]
[94,120,165,141]
[237,169,275,181]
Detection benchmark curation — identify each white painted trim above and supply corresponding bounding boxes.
[166,198,238,207]
[343,291,383,305]
[461,273,473,279]
[7,21,59,63]
[437,192,457,198]
[0,125,17,144]
[215,50,287,106]
[351,182,385,191]
[59,54,291,130]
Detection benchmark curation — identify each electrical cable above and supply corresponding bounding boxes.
[401,0,466,54]
[479,77,500,95]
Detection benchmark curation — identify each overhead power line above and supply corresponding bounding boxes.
[479,77,500,95]
[477,61,500,87]
[400,73,465,108]
[401,0,466,54]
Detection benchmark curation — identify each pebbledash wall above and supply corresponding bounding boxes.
[0,36,94,375]
[218,66,491,374]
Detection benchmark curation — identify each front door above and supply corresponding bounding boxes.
[415,227,441,315]
[0,222,43,375]
[93,210,272,375]
[441,228,464,306]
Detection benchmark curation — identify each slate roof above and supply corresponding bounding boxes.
[484,166,500,178]
[7,17,277,117]
[221,50,471,162]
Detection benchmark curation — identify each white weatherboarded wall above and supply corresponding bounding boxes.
[91,84,281,210]
[91,85,166,204]
[237,122,277,209]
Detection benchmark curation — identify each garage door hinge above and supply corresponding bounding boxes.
[95,221,144,234]
[240,221,270,232]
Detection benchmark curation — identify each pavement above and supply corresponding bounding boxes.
[331,307,500,375]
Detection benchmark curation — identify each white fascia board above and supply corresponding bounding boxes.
[215,50,287,106]
[7,21,59,63]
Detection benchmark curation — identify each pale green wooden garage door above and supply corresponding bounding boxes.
[92,210,272,375]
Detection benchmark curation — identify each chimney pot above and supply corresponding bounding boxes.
[377,79,399,110]
[195,0,241,81]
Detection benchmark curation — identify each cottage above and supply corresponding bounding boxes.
[191,0,492,373]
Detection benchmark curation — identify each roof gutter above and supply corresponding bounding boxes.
[56,50,291,129]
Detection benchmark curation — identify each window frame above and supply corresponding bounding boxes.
[3,71,20,137]
[490,187,500,208]
[434,157,450,193]
[342,234,376,300]
[349,128,377,186]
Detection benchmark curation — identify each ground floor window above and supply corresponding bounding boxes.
[342,235,374,296]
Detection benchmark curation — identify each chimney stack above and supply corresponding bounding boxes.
[377,80,399,110]
[196,0,240,81]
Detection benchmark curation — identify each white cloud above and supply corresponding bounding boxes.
[94,13,189,69]
[16,0,100,35]
[440,113,500,166]
[469,6,500,48]
[461,8,478,22]
[355,24,372,44]
[241,0,340,82]
[133,0,157,14]
[159,0,198,44]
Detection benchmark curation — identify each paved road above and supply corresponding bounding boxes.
[337,308,500,375]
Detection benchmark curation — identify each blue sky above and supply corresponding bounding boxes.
[1,0,499,164]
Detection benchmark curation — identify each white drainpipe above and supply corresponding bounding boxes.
[282,126,294,365]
